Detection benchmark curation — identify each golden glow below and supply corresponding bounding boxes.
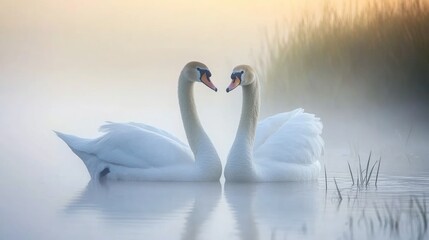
[0,0,402,73]
[0,0,422,166]
[0,0,412,85]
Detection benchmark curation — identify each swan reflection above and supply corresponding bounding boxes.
[66,181,221,240]
[225,182,319,240]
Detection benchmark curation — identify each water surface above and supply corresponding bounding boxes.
[2,162,428,240]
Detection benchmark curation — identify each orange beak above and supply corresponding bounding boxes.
[226,77,241,93]
[201,72,217,92]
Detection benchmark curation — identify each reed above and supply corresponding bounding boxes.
[259,0,429,118]
[344,197,429,239]
[375,158,381,187]
[347,162,354,186]
[334,177,343,201]
[366,160,378,187]
[358,155,363,186]
[414,196,428,232]
[364,151,372,184]
[341,152,380,189]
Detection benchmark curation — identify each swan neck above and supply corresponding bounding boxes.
[226,79,260,180]
[178,75,220,171]
[238,80,260,144]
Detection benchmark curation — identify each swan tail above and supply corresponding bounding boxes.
[54,131,106,179]
[54,131,92,152]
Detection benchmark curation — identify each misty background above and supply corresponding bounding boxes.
[1,0,428,184]
[1,1,429,239]
[1,0,428,185]
[259,0,429,174]
[1,0,283,180]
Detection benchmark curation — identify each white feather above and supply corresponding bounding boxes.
[225,65,324,182]
[56,62,222,181]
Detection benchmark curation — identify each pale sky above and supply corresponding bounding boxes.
[0,0,407,163]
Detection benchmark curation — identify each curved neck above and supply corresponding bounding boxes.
[237,80,260,146]
[178,74,221,172]
[226,79,260,180]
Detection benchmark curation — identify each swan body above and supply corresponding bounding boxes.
[224,65,323,182]
[56,62,222,181]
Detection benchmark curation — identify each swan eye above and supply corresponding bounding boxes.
[197,67,212,80]
[197,68,211,80]
[231,71,243,81]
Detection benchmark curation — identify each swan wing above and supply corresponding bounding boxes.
[254,108,304,149]
[117,121,188,148]
[254,109,324,164]
[84,122,193,168]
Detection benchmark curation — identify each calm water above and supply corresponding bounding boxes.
[1,91,428,240]
[2,150,428,240]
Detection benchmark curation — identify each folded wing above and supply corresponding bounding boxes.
[254,109,324,165]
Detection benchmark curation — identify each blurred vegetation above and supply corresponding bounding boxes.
[259,0,429,121]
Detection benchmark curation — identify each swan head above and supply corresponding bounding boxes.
[226,65,256,92]
[182,61,217,92]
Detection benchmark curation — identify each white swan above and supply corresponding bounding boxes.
[56,61,222,181]
[224,65,324,182]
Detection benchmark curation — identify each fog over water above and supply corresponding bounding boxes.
[1,1,428,239]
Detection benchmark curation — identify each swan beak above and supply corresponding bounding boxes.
[226,77,240,93]
[201,73,218,92]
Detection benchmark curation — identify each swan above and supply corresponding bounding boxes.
[224,65,324,182]
[56,61,222,181]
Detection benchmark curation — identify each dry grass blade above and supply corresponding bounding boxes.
[374,203,382,225]
[345,197,428,238]
[385,203,394,230]
[334,177,342,201]
[358,154,363,186]
[375,158,381,187]
[366,160,378,187]
[414,197,428,232]
[347,161,355,186]
[364,151,372,184]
